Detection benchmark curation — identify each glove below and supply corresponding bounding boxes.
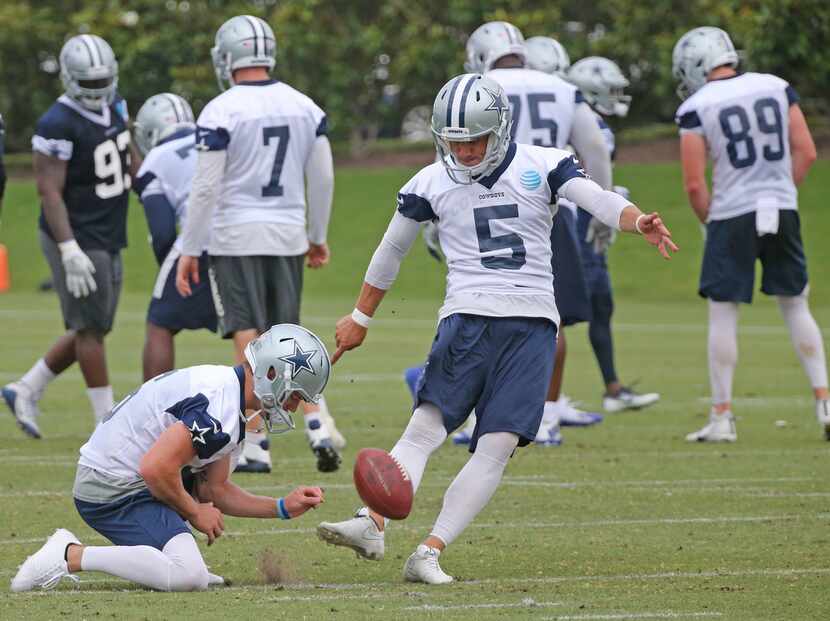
[613,185,630,201]
[422,220,444,262]
[58,239,97,298]
[585,217,617,254]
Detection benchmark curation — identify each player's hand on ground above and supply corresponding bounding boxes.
[175,254,200,297]
[638,212,679,260]
[332,315,367,364]
[284,486,324,517]
[306,243,330,269]
[58,240,97,298]
[191,501,225,546]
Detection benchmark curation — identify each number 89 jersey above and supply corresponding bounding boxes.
[675,72,799,221]
[397,142,587,325]
[32,94,131,251]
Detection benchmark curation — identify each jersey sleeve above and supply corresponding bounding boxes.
[32,108,75,160]
[396,171,438,222]
[675,100,704,135]
[546,153,589,198]
[166,393,234,460]
[195,100,231,152]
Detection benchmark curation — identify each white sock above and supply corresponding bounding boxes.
[708,301,739,406]
[389,403,447,495]
[80,533,208,591]
[430,432,519,546]
[86,386,114,424]
[777,290,829,390]
[317,394,330,417]
[304,410,323,431]
[20,359,56,398]
[542,400,559,425]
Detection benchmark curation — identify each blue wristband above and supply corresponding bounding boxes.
[277,497,290,520]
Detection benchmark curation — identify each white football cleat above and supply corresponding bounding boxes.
[558,396,603,427]
[306,421,341,473]
[207,572,227,587]
[685,411,737,443]
[317,508,384,560]
[11,528,80,592]
[603,386,661,413]
[234,436,272,474]
[403,544,454,584]
[2,381,43,439]
[534,414,563,447]
[816,399,830,441]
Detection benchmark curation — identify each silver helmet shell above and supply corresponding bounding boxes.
[431,74,512,185]
[134,93,195,155]
[672,27,739,99]
[464,21,526,74]
[525,36,571,77]
[59,34,119,111]
[244,324,331,434]
[567,56,631,117]
[212,15,276,91]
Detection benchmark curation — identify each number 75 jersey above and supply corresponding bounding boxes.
[397,142,588,324]
[32,94,132,252]
[675,72,799,221]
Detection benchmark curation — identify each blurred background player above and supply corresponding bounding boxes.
[564,55,660,413]
[673,27,828,442]
[11,324,328,593]
[175,15,342,473]
[2,35,140,438]
[133,93,218,381]
[319,75,677,584]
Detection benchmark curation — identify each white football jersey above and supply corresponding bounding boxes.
[486,68,582,149]
[676,72,799,221]
[196,80,327,230]
[78,365,246,481]
[135,129,197,251]
[398,143,589,324]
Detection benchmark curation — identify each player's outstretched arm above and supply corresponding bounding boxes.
[620,208,679,260]
[332,282,386,364]
[197,457,324,518]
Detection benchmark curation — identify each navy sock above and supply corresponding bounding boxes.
[588,292,618,387]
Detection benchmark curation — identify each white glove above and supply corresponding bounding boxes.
[613,185,630,201]
[585,217,617,254]
[422,220,444,262]
[58,239,97,298]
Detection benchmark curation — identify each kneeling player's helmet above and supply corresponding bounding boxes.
[244,324,331,434]
[525,36,571,77]
[134,94,195,155]
[672,27,739,100]
[465,21,526,74]
[59,34,119,111]
[568,57,631,117]
[431,74,512,185]
[212,15,276,91]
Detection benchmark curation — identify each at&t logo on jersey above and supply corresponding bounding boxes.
[519,170,542,191]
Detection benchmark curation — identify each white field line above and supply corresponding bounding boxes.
[3,513,828,549]
[404,600,562,611]
[10,567,830,594]
[542,613,722,620]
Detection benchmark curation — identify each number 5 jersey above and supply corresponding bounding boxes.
[33,94,132,251]
[675,72,799,221]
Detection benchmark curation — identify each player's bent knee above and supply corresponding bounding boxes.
[402,403,447,449]
[167,563,209,592]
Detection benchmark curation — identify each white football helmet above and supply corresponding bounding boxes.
[59,34,118,111]
[431,74,512,185]
[672,27,739,99]
[568,57,631,117]
[134,93,195,155]
[244,324,331,434]
[464,21,526,74]
[212,15,276,91]
[525,36,571,77]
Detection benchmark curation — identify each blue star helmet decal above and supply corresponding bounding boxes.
[279,340,318,380]
[483,86,508,119]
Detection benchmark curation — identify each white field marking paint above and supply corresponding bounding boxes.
[404,600,563,611]
[4,513,826,547]
[541,613,723,620]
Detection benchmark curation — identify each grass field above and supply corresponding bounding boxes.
[1,160,829,620]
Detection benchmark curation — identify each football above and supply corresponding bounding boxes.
[353,448,413,520]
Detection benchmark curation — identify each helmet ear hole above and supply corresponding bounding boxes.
[267,366,277,381]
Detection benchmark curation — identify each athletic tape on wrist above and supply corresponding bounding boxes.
[277,497,290,520]
[634,214,646,235]
[351,308,372,328]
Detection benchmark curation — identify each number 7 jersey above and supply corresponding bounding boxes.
[675,72,799,221]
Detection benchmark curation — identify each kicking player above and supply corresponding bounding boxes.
[564,55,660,413]
[133,93,217,381]
[3,35,140,437]
[318,75,677,584]
[11,324,328,593]
[175,15,342,473]
[673,27,828,442]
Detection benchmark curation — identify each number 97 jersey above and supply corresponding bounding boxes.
[675,72,799,221]
[32,94,132,252]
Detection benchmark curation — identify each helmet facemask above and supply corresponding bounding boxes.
[433,119,510,185]
[60,35,119,112]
